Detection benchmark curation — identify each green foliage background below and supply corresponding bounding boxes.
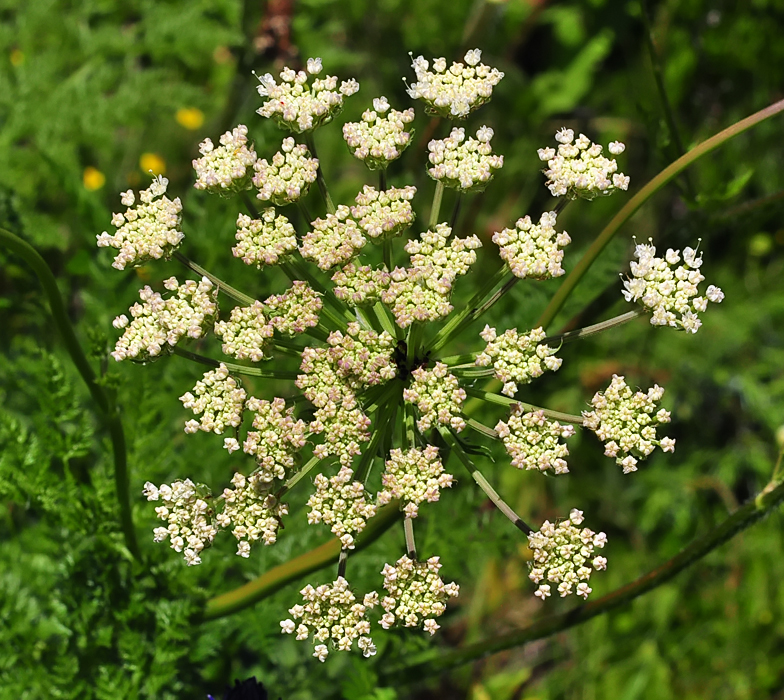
[1,0,783,698]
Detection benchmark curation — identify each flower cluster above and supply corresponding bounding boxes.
[96,175,183,270]
[427,126,504,192]
[495,408,575,474]
[297,340,373,465]
[192,125,257,195]
[180,364,247,435]
[528,509,607,600]
[307,466,378,549]
[144,479,218,566]
[214,302,273,362]
[582,374,675,474]
[300,205,367,270]
[538,129,629,199]
[343,96,415,169]
[111,276,217,362]
[233,210,297,268]
[94,49,718,642]
[331,263,391,307]
[280,577,378,661]
[407,49,504,118]
[264,280,323,335]
[351,185,417,240]
[377,446,454,518]
[476,326,562,397]
[256,57,359,133]
[253,137,319,205]
[404,362,466,432]
[492,211,571,279]
[379,556,459,634]
[382,224,481,327]
[406,223,482,289]
[622,240,725,333]
[218,472,287,557]
[241,397,307,482]
[381,268,454,327]
[326,323,397,388]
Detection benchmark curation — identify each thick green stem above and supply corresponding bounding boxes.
[172,347,298,379]
[383,240,393,271]
[384,473,784,681]
[200,500,403,621]
[277,455,322,497]
[536,98,784,331]
[439,427,532,534]
[428,181,445,229]
[379,169,387,192]
[466,417,498,440]
[543,309,644,345]
[306,133,336,215]
[404,517,417,559]
[0,227,139,558]
[463,387,584,425]
[173,251,256,307]
[337,550,349,579]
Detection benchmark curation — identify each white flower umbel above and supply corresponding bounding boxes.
[380,223,480,328]
[180,364,247,435]
[280,577,379,661]
[331,263,391,307]
[495,408,575,474]
[300,205,367,270]
[381,267,454,328]
[537,129,629,200]
[326,322,397,388]
[233,210,297,269]
[351,185,417,241]
[407,48,504,118]
[219,472,288,556]
[404,362,466,432]
[343,96,415,170]
[476,326,562,397]
[144,479,218,566]
[582,374,675,474]
[111,276,217,362]
[242,397,307,482]
[97,175,183,270]
[297,346,347,408]
[622,240,725,333]
[492,211,571,280]
[311,398,372,467]
[379,555,459,634]
[263,280,323,335]
[405,223,482,291]
[214,301,273,362]
[428,126,504,192]
[528,509,607,600]
[257,59,359,133]
[307,466,378,549]
[253,137,319,205]
[192,125,257,195]
[377,446,455,518]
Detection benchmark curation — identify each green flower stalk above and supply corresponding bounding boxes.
[93,49,732,662]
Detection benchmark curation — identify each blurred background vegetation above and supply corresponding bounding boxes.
[1,0,783,698]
